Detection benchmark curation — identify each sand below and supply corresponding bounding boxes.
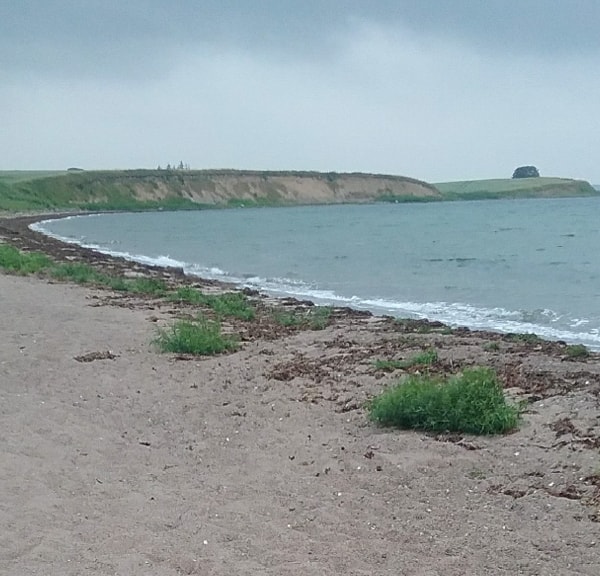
[1,218,600,575]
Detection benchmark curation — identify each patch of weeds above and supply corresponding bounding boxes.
[169,287,255,320]
[123,277,167,295]
[155,316,239,355]
[393,318,450,334]
[369,367,521,435]
[272,310,304,327]
[50,262,105,284]
[0,244,52,274]
[102,276,129,291]
[565,344,589,359]
[169,286,206,304]
[50,261,167,294]
[403,348,438,367]
[0,245,168,295]
[483,342,500,352]
[272,306,333,330]
[307,306,333,330]
[466,468,488,480]
[505,332,543,344]
[374,348,438,372]
[205,292,255,320]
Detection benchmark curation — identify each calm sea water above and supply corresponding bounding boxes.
[34,197,600,349]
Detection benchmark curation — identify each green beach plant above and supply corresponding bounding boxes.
[565,344,589,359]
[50,262,105,284]
[505,332,543,344]
[307,306,333,330]
[374,348,438,372]
[369,367,520,435]
[272,309,305,327]
[0,244,169,295]
[155,316,239,355]
[271,305,333,330]
[0,244,52,274]
[122,276,167,295]
[483,341,501,352]
[169,287,255,320]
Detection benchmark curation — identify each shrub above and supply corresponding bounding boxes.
[155,317,238,355]
[369,367,520,435]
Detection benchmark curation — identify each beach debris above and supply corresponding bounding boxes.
[74,350,118,362]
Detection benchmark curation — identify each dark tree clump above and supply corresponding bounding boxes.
[512,165,540,178]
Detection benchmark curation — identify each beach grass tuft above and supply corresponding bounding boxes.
[170,287,255,320]
[50,262,105,284]
[272,305,333,330]
[369,367,520,435]
[121,276,167,295]
[272,310,305,327]
[483,342,501,352]
[154,316,239,355]
[565,343,589,359]
[307,306,333,330]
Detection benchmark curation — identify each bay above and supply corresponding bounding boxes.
[34,197,600,349]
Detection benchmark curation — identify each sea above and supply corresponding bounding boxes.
[32,197,600,350]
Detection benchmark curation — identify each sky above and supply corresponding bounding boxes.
[1,0,600,183]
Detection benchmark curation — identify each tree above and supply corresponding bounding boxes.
[512,165,540,178]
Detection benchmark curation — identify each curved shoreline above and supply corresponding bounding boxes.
[10,209,600,350]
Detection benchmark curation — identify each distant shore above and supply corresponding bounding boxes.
[2,169,598,213]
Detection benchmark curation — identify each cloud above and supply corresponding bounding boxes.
[1,2,600,180]
[3,1,600,80]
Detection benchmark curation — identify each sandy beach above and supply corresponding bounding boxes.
[1,216,600,575]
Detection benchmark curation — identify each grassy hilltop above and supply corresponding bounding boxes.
[0,170,597,213]
[433,177,597,200]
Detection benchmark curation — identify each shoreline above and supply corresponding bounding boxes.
[4,210,599,350]
[1,210,599,398]
[2,212,600,572]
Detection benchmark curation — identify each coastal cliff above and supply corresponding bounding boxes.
[0,170,440,212]
[1,169,598,212]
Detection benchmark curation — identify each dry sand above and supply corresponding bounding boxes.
[1,219,600,575]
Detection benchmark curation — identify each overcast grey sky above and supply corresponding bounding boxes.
[1,1,599,182]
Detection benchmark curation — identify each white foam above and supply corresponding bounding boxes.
[31,219,600,350]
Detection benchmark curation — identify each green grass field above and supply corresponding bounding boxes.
[0,171,67,185]
[433,177,597,200]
